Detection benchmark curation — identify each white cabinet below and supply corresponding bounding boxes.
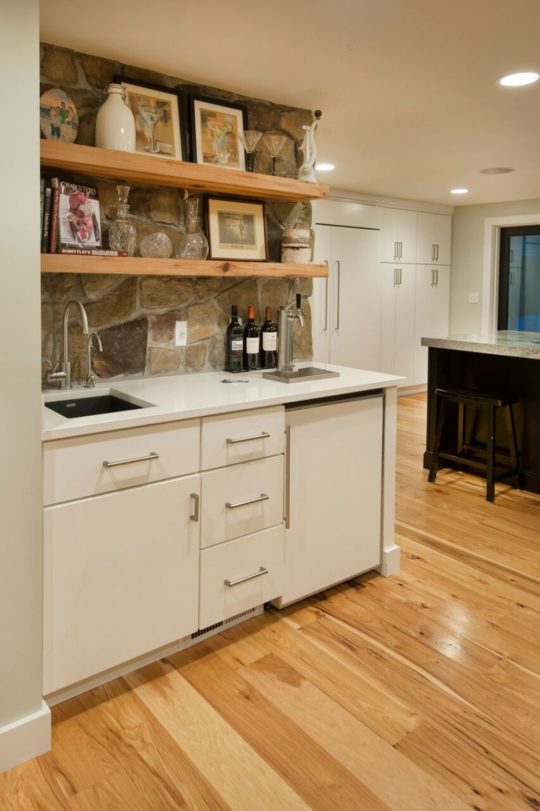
[379,207,417,263]
[279,394,383,606]
[416,212,452,265]
[44,475,200,694]
[312,223,382,371]
[381,265,416,386]
[413,265,450,385]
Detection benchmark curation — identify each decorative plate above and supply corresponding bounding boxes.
[40,88,79,143]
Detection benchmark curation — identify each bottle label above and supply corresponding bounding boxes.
[231,339,243,352]
[246,337,259,354]
[262,332,277,351]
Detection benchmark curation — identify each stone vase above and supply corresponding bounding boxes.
[95,84,136,152]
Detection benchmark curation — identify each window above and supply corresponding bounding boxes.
[498,226,540,331]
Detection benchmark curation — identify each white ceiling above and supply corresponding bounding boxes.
[40,0,540,206]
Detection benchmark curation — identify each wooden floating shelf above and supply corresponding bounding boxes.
[41,254,329,279]
[40,141,330,202]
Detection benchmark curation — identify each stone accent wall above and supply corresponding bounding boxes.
[40,44,314,383]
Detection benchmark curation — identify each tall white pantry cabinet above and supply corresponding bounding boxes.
[312,199,452,387]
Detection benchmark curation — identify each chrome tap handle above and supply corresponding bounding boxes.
[85,332,103,388]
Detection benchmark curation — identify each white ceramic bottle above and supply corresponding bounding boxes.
[95,84,136,152]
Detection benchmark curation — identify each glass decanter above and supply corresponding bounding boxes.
[177,196,209,260]
[237,130,263,172]
[109,184,136,256]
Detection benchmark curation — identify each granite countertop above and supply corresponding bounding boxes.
[42,363,403,442]
[421,330,540,360]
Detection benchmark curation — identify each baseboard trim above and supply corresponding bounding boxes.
[0,701,51,773]
[380,544,401,576]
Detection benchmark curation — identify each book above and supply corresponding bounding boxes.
[48,177,59,253]
[40,177,45,238]
[57,248,128,256]
[57,181,102,250]
[41,186,52,254]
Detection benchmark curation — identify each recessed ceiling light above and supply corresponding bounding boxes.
[499,71,539,87]
[480,166,515,174]
[315,163,335,172]
[451,188,469,195]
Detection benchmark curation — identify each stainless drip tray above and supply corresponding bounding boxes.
[262,367,340,383]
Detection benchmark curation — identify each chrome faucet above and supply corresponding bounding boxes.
[85,332,103,388]
[46,299,90,389]
[277,293,304,372]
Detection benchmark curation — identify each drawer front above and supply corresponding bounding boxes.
[201,406,285,470]
[201,455,284,548]
[44,419,200,505]
[199,525,285,628]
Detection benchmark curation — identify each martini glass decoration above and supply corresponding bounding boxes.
[137,103,161,153]
[209,120,233,164]
[237,130,263,172]
[264,132,287,176]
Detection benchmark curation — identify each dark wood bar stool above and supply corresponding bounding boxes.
[428,387,522,502]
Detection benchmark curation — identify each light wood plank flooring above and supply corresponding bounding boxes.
[1,393,539,810]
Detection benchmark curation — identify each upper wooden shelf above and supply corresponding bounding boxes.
[40,141,330,202]
[41,254,328,279]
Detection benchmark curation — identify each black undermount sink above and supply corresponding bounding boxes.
[45,394,145,419]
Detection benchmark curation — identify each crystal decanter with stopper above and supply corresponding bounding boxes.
[177,196,209,259]
[109,184,136,256]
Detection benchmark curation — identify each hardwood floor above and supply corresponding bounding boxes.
[2,393,539,810]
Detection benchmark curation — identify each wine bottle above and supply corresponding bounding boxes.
[243,304,260,371]
[260,306,278,369]
[225,305,244,372]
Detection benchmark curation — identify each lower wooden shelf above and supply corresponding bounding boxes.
[41,254,328,278]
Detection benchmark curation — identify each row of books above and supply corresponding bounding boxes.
[40,177,124,256]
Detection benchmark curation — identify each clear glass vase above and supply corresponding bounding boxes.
[109,185,136,256]
[177,197,209,260]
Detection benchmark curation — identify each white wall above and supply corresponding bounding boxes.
[0,0,50,771]
[450,198,540,333]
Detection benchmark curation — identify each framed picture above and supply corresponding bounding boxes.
[190,94,247,170]
[115,77,185,160]
[207,197,267,261]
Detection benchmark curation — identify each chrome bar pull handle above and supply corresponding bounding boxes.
[399,241,403,260]
[435,268,439,287]
[335,260,341,329]
[227,432,270,445]
[226,493,269,510]
[190,492,200,522]
[225,567,268,588]
[399,268,403,286]
[394,241,398,260]
[323,261,329,331]
[103,452,159,468]
[393,268,397,287]
[435,244,439,261]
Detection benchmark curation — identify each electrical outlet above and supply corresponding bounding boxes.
[468,292,480,304]
[175,321,187,346]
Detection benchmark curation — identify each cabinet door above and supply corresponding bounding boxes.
[44,475,200,694]
[330,226,382,370]
[413,265,450,385]
[416,212,452,265]
[312,224,332,363]
[379,207,417,263]
[394,266,416,386]
[281,396,383,606]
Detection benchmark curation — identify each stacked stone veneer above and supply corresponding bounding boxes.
[40,44,314,382]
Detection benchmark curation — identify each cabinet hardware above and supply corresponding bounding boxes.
[324,261,329,331]
[434,268,439,287]
[435,243,439,261]
[189,492,200,522]
[225,493,269,510]
[225,566,269,588]
[226,431,270,445]
[335,259,341,329]
[431,268,435,287]
[285,425,291,528]
[394,241,398,260]
[432,244,436,262]
[102,451,159,468]
[393,268,397,287]
[398,241,403,260]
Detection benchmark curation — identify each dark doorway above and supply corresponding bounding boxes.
[498,225,540,331]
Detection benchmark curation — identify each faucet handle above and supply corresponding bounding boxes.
[85,331,103,388]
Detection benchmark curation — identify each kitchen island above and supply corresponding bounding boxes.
[422,331,540,493]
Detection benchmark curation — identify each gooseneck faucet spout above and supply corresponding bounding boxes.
[46,299,90,389]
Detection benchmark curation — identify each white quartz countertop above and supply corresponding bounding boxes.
[421,330,540,359]
[42,363,403,442]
